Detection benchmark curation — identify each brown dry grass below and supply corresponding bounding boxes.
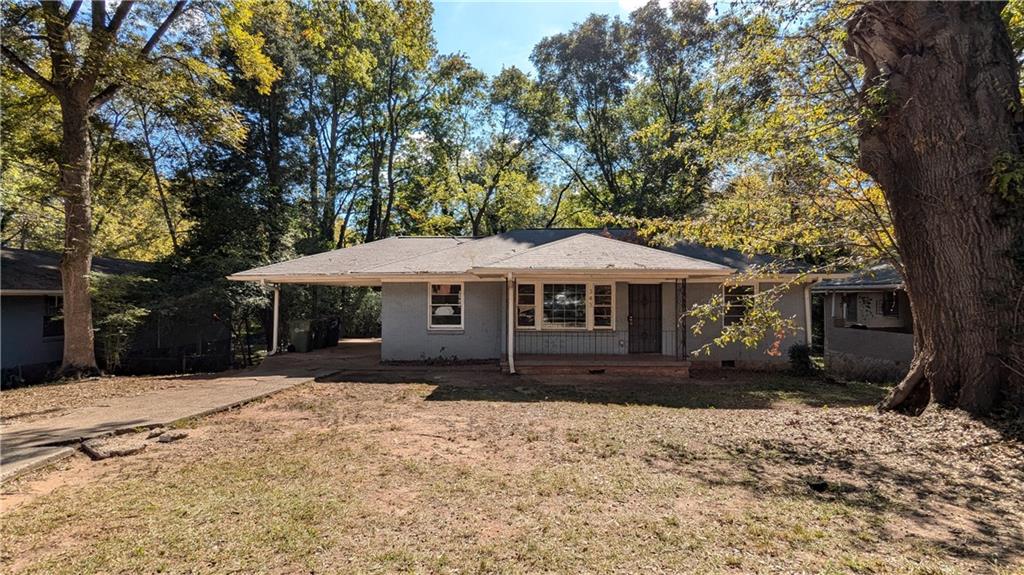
[0,373,216,426]
[2,370,1022,574]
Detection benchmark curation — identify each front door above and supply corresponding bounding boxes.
[628,284,662,353]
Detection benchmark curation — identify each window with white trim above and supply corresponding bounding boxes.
[517,283,536,327]
[723,285,754,326]
[429,283,463,329]
[542,283,587,328]
[592,284,613,328]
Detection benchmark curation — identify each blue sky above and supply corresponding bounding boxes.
[432,1,641,76]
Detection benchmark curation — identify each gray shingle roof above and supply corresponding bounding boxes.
[1,248,149,293]
[229,229,814,283]
[812,264,903,291]
[665,240,812,274]
[365,228,637,275]
[228,236,469,280]
[474,233,732,273]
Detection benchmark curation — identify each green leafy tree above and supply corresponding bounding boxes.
[1,1,276,376]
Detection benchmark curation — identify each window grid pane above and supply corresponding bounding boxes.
[593,284,612,328]
[517,284,536,327]
[430,284,462,327]
[543,284,586,328]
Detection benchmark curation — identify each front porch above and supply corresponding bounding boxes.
[501,279,690,376]
[500,353,690,376]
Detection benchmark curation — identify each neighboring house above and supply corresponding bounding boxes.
[230,229,837,375]
[1,248,148,384]
[813,265,914,381]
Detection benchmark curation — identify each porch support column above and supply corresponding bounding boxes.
[506,273,516,374]
[803,280,815,346]
[270,285,281,355]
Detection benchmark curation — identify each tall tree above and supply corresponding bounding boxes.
[357,0,435,242]
[532,2,719,219]
[428,66,557,235]
[2,1,187,375]
[845,2,1024,414]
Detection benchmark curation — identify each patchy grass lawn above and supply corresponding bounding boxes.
[2,370,1022,574]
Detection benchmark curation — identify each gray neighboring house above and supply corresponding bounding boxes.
[230,229,838,375]
[813,265,913,381]
[1,248,147,384]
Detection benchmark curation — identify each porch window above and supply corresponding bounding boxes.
[593,284,613,328]
[723,285,754,326]
[542,283,587,328]
[880,291,899,317]
[43,295,64,338]
[517,283,536,327]
[429,283,463,329]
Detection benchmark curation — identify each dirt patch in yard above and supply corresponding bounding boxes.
[2,371,1021,574]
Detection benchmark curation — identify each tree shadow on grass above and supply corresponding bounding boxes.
[320,368,889,409]
[421,372,889,410]
[653,424,1024,567]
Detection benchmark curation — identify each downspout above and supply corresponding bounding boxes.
[506,273,516,374]
[271,285,281,355]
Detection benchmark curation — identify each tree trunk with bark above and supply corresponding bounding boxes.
[3,0,186,377]
[58,93,100,375]
[845,2,1024,415]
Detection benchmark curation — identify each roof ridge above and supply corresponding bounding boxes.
[480,232,733,270]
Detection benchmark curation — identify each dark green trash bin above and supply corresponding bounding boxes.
[289,320,312,353]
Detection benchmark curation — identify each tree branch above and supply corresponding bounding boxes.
[91,0,105,30]
[105,1,133,34]
[142,1,186,55]
[89,1,187,110]
[1,46,56,94]
[65,1,84,25]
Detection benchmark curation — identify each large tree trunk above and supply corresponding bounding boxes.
[57,94,99,376]
[846,2,1024,415]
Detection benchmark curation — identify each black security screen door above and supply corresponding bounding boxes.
[628,284,662,353]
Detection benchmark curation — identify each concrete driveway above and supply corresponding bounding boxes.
[1,340,382,480]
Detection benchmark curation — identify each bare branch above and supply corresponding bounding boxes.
[105,1,133,34]
[142,1,186,55]
[90,0,105,30]
[65,1,84,25]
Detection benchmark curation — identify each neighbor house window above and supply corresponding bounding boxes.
[723,285,754,326]
[43,295,64,338]
[592,284,613,328]
[880,291,899,317]
[542,283,587,328]
[429,283,463,329]
[517,283,536,327]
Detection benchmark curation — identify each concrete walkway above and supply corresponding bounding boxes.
[0,340,381,481]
